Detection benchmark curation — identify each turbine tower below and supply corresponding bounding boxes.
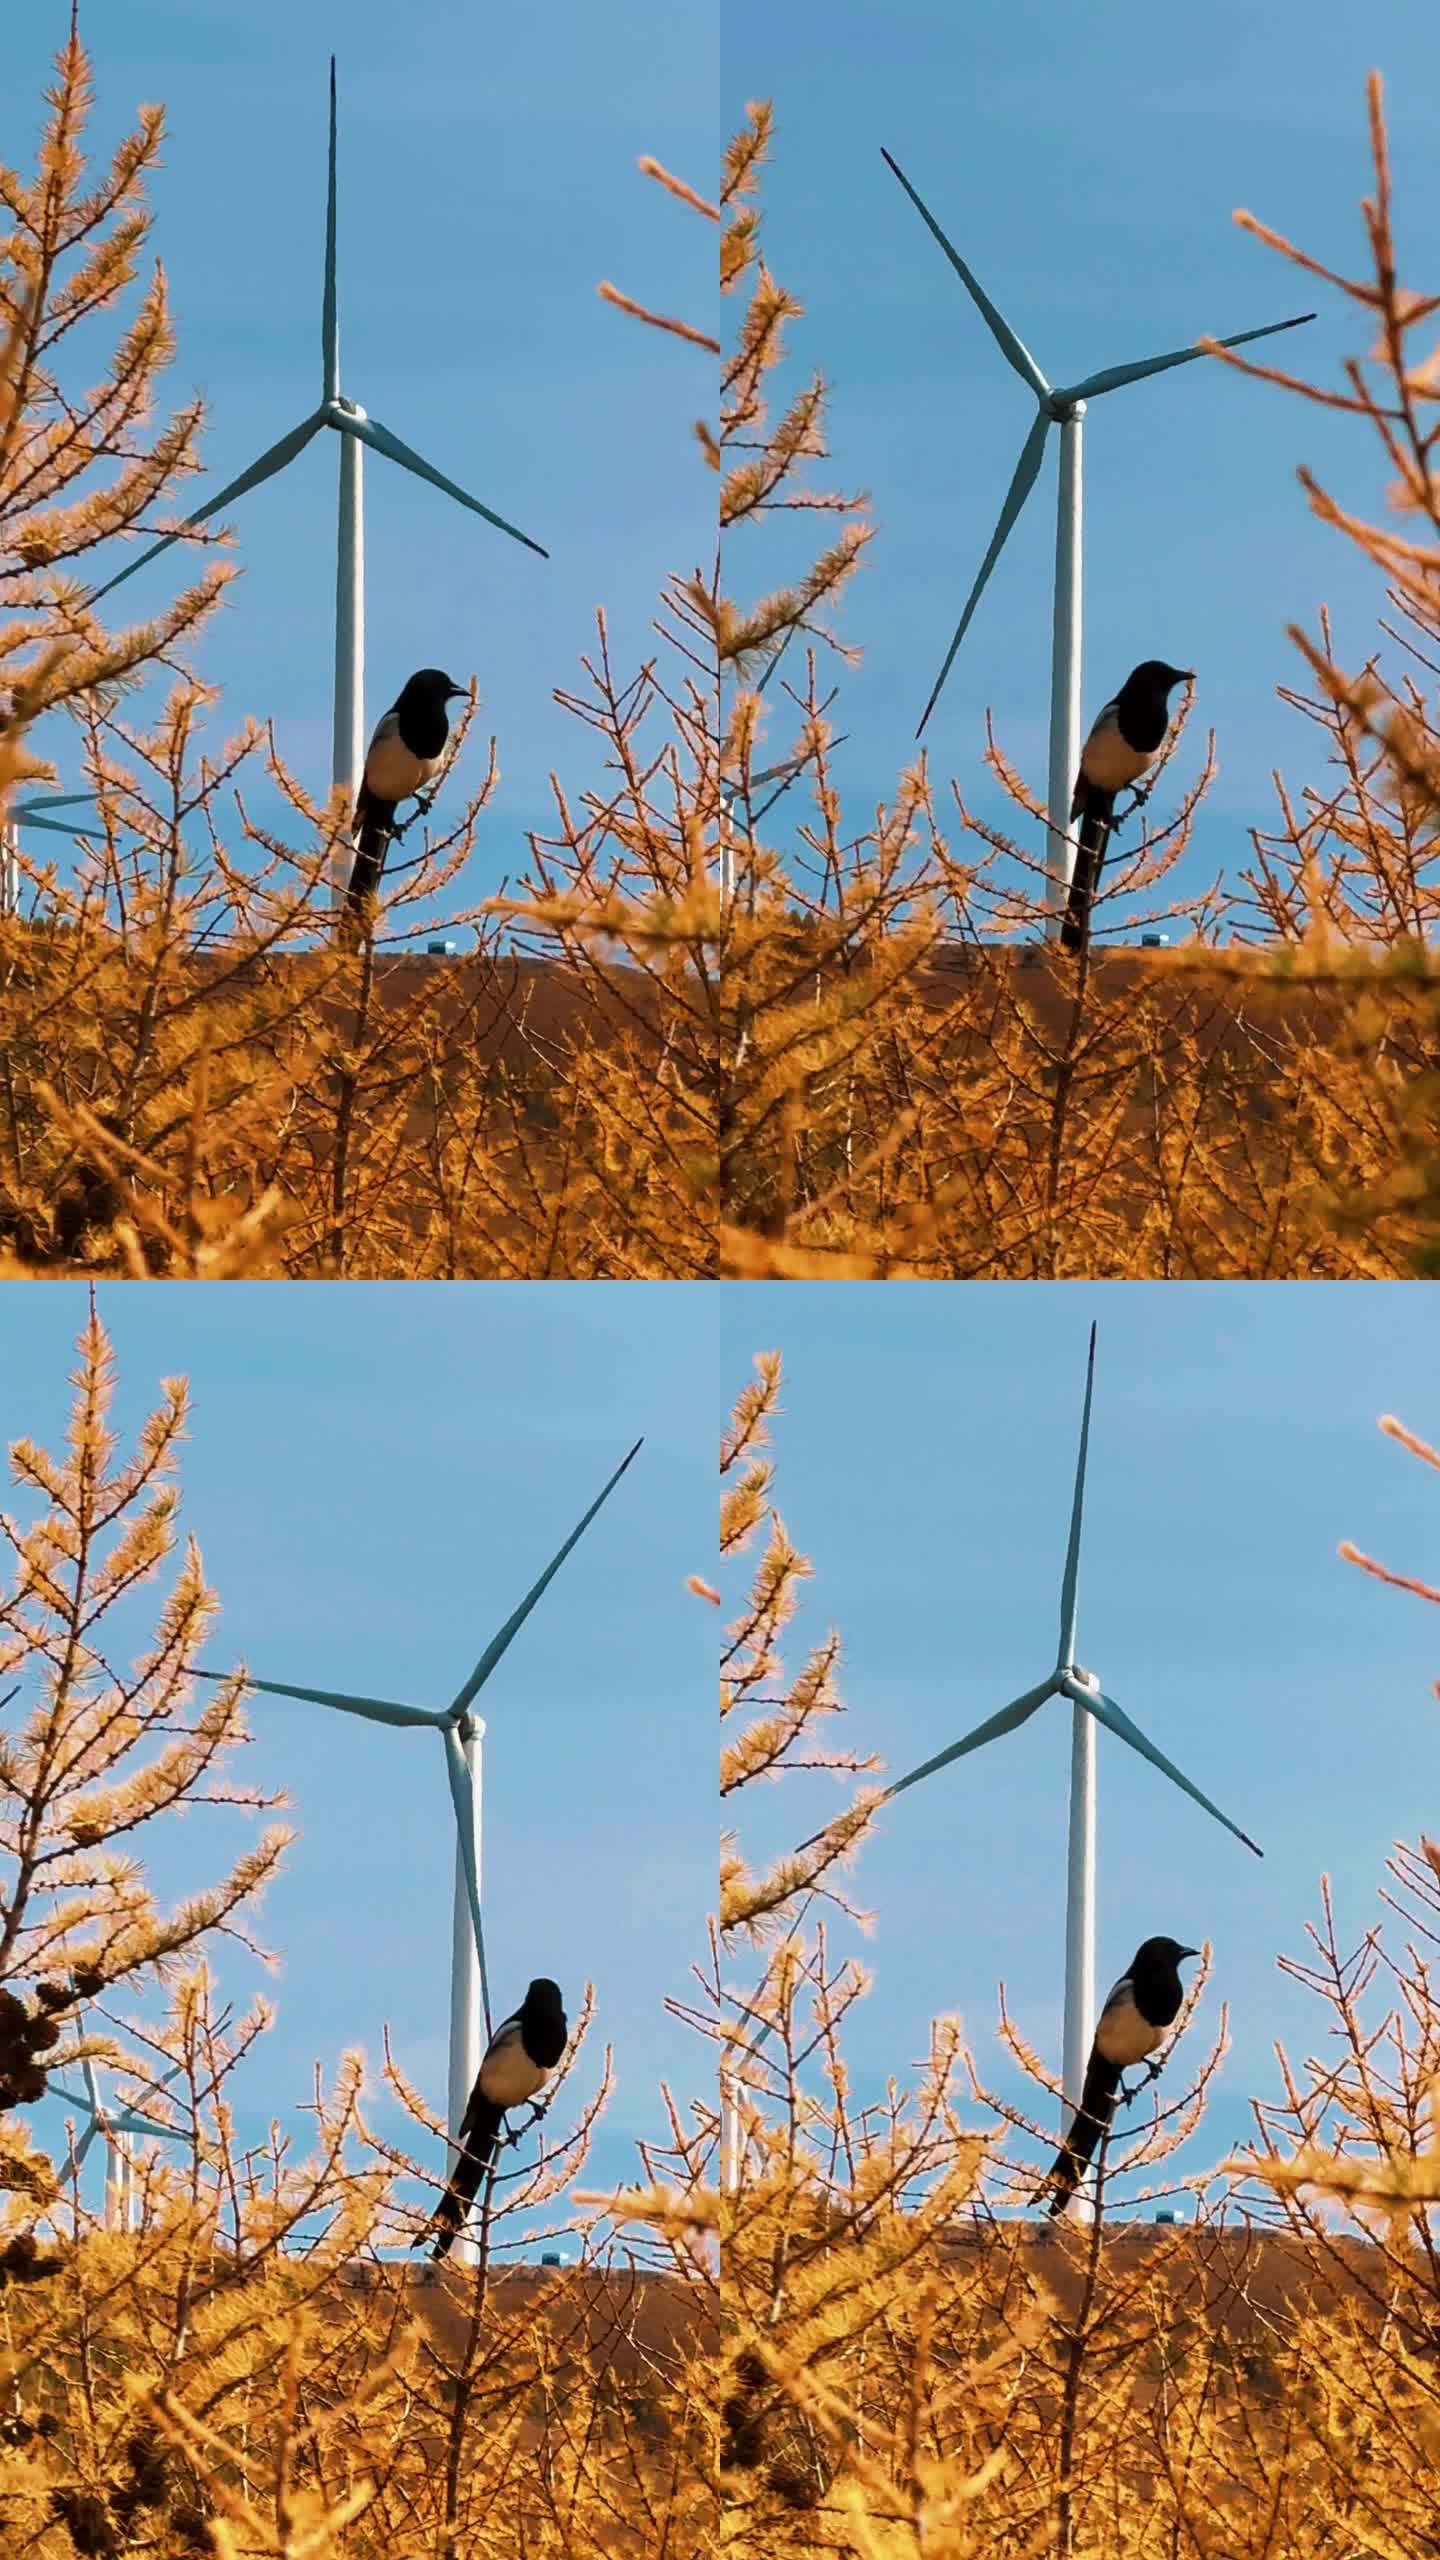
[801,1326,1261,2115]
[881,148,1314,932]
[87,59,547,906]
[193,1438,641,2263]
[52,2048,187,2231]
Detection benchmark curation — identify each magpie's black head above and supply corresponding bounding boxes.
[1126,661,1193,697]
[399,667,467,705]
[523,1977,565,2016]
[1134,1936,1197,1971]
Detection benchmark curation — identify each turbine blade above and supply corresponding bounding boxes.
[188,1666,444,1730]
[323,57,339,400]
[49,2079,87,2108]
[441,1722,490,2021]
[881,148,1051,400]
[916,408,1050,737]
[1058,1324,1097,1666]
[86,409,328,606]
[9,811,102,840]
[15,793,97,814]
[115,2055,185,2114]
[792,1675,1059,1849]
[881,1676,1058,1803]
[756,621,800,697]
[1061,1677,1262,1856]
[1059,310,1316,405]
[341,410,548,558]
[72,2121,100,2170]
[81,2056,100,2110]
[448,1438,644,1716]
[111,2104,182,2142]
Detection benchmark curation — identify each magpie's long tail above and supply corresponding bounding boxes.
[421,2096,502,2261]
[1061,787,1115,955]
[1040,2049,1122,2215]
[345,783,396,925]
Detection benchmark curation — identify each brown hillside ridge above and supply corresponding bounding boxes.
[405,2259,708,2368]
[179,947,659,1071]
[939,2218,1397,2403]
[921,936,1339,1037]
[328,2260,711,2448]
[719,928,1436,1278]
[0,935,688,1276]
[919,939,1348,1026]
[916,939,1363,1132]
[940,2217,1386,2325]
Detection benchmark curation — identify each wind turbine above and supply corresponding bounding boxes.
[800,1326,1261,2117]
[718,622,842,899]
[719,754,819,902]
[192,1438,641,2262]
[720,1998,774,2194]
[52,2049,187,2230]
[87,59,547,906]
[1,794,101,916]
[881,147,1314,931]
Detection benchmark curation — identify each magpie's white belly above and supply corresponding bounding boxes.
[1094,1992,1164,2067]
[1080,723,1154,793]
[479,2039,549,2108]
[365,734,440,803]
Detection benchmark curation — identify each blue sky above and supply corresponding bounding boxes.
[3,1283,713,2232]
[722,1283,1440,2205]
[8,1,712,915]
[722,0,1440,931]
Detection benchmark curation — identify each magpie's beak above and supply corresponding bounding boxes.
[1177,1945,1198,1961]
[447,684,468,701]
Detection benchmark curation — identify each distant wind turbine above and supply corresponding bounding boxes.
[881,147,1314,932]
[718,754,819,902]
[797,1325,1261,2115]
[1,793,101,916]
[718,621,838,899]
[87,59,548,906]
[191,1438,641,2264]
[52,2046,187,2230]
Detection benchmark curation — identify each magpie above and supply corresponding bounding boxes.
[421,1977,567,2261]
[1062,661,1193,956]
[1039,1935,1196,2216]
[346,667,467,922]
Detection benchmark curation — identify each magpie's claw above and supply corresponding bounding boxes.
[1118,778,1156,825]
[389,790,438,844]
[498,2098,550,2152]
[1119,2057,1166,2108]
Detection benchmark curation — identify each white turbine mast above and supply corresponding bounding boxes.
[881,148,1313,934]
[798,1325,1261,2117]
[191,1438,641,2265]
[87,59,547,910]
